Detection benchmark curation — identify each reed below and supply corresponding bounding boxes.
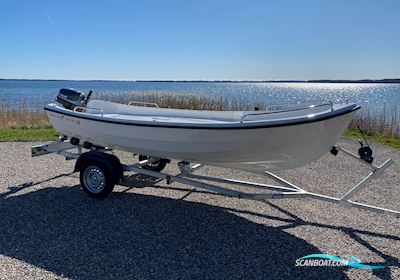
[1,92,399,140]
[97,91,263,111]
[0,99,49,128]
[349,103,400,138]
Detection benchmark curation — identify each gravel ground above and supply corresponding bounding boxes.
[0,137,399,280]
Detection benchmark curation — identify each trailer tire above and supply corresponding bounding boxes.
[79,162,114,198]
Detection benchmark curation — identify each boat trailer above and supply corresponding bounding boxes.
[31,139,400,218]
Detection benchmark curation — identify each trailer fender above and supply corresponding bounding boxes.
[74,151,124,184]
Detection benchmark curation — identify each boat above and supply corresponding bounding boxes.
[45,88,360,171]
[35,88,398,217]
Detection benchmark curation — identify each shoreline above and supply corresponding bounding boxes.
[2,93,399,144]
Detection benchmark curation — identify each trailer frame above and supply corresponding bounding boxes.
[31,138,399,218]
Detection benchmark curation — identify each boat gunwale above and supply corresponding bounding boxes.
[44,104,360,130]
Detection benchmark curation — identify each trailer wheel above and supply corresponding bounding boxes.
[80,163,114,198]
[138,155,168,172]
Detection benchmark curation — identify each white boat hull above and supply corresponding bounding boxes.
[46,106,356,171]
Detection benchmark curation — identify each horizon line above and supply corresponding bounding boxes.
[1,78,400,84]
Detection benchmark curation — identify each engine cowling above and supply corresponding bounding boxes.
[56,88,86,110]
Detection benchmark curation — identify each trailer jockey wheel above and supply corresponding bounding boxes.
[80,163,114,198]
[139,155,168,172]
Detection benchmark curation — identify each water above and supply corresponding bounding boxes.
[1,80,400,112]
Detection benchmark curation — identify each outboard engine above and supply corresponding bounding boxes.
[56,88,91,110]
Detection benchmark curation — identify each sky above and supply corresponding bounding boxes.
[1,0,399,80]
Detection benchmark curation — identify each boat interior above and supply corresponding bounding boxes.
[68,100,349,124]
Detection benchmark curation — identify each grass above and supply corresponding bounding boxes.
[0,92,399,146]
[345,128,400,149]
[0,124,58,142]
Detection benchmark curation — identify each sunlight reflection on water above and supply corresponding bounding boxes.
[0,80,399,112]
